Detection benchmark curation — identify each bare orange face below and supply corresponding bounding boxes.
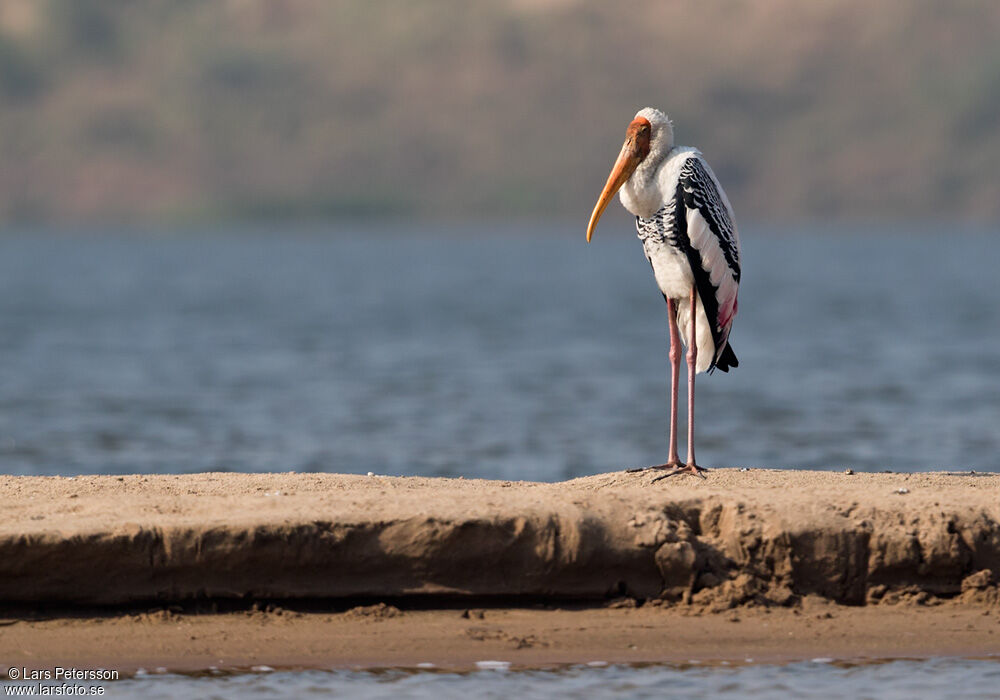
[586,116,651,242]
[625,116,652,160]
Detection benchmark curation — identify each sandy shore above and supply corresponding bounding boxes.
[2,469,999,669]
[2,600,999,672]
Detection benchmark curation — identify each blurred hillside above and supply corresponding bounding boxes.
[1,0,998,225]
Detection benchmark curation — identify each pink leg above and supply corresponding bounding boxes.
[650,285,707,481]
[666,298,681,466]
[686,284,698,469]
[627,298,682,474]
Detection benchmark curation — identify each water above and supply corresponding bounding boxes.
[5,659,1000,699]
[1,224,999,478]
[3,225,999,697]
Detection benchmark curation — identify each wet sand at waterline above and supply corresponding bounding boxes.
[2,470,999,670]
[2,600,999,673]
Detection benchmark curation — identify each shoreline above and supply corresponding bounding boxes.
[2,600,1000,673]
[2,469,999,671]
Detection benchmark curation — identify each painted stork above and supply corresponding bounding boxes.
[586,108,741,479]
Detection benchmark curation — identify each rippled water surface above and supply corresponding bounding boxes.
[7,659,1000,700]
[2,225,999,478]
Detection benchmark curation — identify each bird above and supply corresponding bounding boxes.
[586,107,741,479]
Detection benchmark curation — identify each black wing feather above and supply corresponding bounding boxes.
[635,155,740,373]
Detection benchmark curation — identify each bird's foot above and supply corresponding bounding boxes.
[626,461,708,481]
[648,462,708,482]
[626,461,680,474]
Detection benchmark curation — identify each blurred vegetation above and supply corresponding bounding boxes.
[0,0,998,225]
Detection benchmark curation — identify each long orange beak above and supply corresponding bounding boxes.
[586,117,650,242]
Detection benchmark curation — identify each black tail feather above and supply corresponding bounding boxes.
[713,343,739,373]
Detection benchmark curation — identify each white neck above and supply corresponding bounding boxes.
[619,140,675,219]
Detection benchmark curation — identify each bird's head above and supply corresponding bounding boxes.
[586,108,674,242]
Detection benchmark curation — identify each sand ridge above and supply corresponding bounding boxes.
[2,469,999,607]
